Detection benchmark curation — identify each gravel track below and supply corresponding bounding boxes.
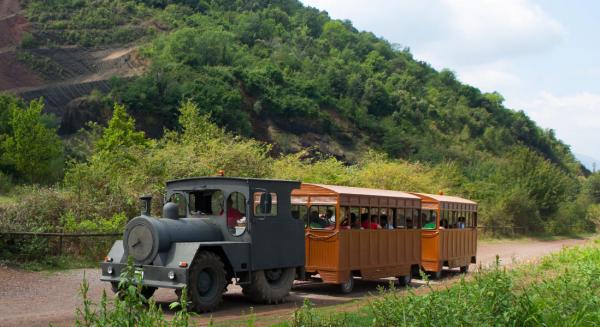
[0,237,591,327]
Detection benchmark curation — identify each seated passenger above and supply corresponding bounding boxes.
[422,213,436,229]
[340,216,350,229]
[309,210,324,228]
[440,218,449,229]
[370,215,381,229]
[326,209,335,224]
[380,215,393,229]
[406,218,413,229]
[350,213,362,229]
[361,213,370,229]
[227,197,243,229]
[457,217,466,229]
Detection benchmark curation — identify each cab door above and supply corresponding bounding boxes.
[249,186,305,271]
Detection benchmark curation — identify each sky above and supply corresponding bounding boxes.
[301,0,600,169]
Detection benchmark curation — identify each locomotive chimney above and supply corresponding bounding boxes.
[140,194,152,216]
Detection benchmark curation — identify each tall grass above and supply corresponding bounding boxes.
[75,257,195,327]
[289,240,600,327]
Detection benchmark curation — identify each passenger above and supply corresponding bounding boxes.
[309,210,324,228]
[350,213,362,229]
[361,213,370,229]
[340,217,350,229]
[457,217,466,229]
[370,215,381,229]
[227,197,243,228]
[440,218,449,229]
[326,209,335,224]
[380,215,393,229]
[406,218,413,229]
[422,213,436,229]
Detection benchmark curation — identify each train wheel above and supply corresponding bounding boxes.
[431,270,443,279]
[339,274,355,294]
[397,275,412,287]
[242,267,295,304]
[189,251,227,312]
[460,265,469,273]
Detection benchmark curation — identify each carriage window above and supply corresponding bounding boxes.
[189,190,224,216]
[254,192,277,216]
[292,204,309,227]
[169,193,187,218]
[227,192,247,236]
[396,208,407,228]
[309,205,336,230]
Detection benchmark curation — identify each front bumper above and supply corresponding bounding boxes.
[100,262,188,289]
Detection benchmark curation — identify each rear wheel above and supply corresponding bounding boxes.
[242,267,295,304]
[397,275,412,287]
[460,265,469,273]
[188,251,227,312]
[430,270,442,279]
[339,274,355,294]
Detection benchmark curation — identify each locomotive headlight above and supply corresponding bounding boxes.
[168,270,176,280]
[107,266,114,275]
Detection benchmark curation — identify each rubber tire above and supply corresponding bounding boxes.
[188,251,227,312]
[242,267,295,304]
[339,275,355,294]
[460,265,469,273]
[397,275,412,287]
[431,270,443,279]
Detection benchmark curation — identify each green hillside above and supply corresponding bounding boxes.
[1,0,599,255]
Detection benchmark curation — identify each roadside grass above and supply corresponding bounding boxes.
[478,232,593,244]
[281,238,600,327]
[0,255,99,272]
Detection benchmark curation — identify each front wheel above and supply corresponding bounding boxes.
[460,265,469,273]
[188,251,227,312]
[242,267,295,304]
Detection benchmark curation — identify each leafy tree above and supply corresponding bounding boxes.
[1,99,63,183]
[585,172,600,203]
[96,103,147,153]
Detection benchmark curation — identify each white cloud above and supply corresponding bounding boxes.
[456,61,522,92]
[301,0,565,66]
[434,0,566,64]
[510,91,600,158]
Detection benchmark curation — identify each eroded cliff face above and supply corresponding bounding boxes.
[0,0,147,135]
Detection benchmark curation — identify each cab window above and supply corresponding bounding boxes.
[254,192,277,216]
[189,190,224,216]
[227,192,247,236]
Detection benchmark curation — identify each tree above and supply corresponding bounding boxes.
[96,103,147,152]
[1,99,63,183]
[585,172,600,203]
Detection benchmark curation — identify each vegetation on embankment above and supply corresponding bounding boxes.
[1,0,600,264]
[285,239,600,327]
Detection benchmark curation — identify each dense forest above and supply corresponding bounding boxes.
[1,0,600,262]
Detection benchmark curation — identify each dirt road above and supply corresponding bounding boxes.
[0,237,591,327]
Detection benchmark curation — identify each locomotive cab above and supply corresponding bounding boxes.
[100,177,304,312]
